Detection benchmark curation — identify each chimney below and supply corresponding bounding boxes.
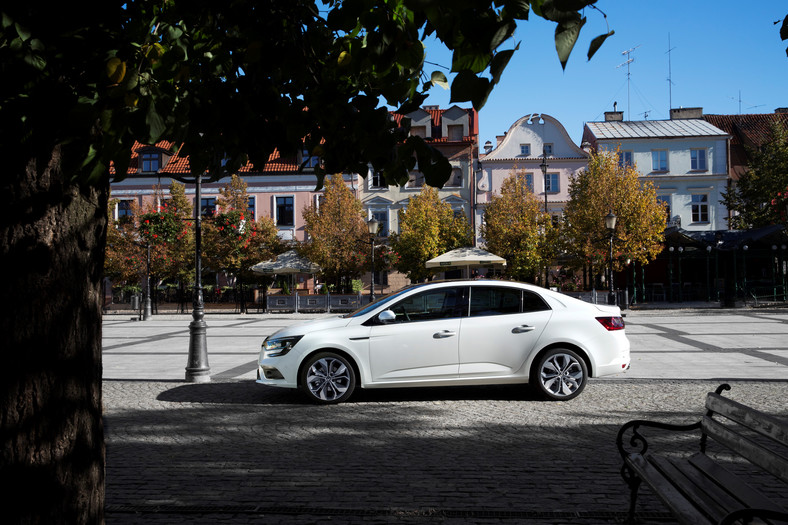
[496,133,506,147]
[483,141,493,154]
[605,111,624,122]
[670,107,703,119]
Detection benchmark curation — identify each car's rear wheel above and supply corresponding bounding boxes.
[299,352,356,404]
[532,348,587,400]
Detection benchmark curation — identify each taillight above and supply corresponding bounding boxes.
[597,316,625,331]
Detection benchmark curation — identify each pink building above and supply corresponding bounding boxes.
[477,113,588,245]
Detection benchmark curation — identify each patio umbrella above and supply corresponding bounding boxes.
[251,250,321,312]
[250,249,321,275]
[425,247,506,278]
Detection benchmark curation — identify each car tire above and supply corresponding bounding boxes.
[532,348,587,401]
[299,352,356,404]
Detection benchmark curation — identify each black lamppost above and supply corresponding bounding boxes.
[142,242,152,320]
[605,210,617,305]
[366,217,379,303]
[540,149,549,287]
[185,173,210,383]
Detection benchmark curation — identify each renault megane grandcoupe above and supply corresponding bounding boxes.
[257,280,630,404]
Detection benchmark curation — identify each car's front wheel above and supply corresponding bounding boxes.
[532,348,587,401]
[299,352,356,404]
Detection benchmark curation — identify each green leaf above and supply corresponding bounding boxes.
[145,102,166,143]
[555,16,586,69]
[451,49,490,73]
[430,70,449,90]
[450,70,491,109]
[587,30,613,61]
[490,47,517,86]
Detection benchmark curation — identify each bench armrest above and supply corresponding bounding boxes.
[616,419,701,460]
[720,507,788,525]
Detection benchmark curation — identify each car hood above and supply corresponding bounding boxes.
[268,315,353,339]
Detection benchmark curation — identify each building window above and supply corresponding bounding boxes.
[691,194,709,223]
[657,195,671,223]
[369,171,385,189]
[407,171,424,188]
[545,173,559,193]
[275,196,294,226]
[618,150,633,168]
[141,152,160,173]
[371,209,389,237]
[524,173,534,192]
[519,144,531,156]
[543,144,553,156]
[447,125,464,141]
[691,149,707,171]
[247,196,256,220]
[410,126,427,138]
[117,199,134,219]
[200,197,216,217]
[551,215,560,227]
[651,150,668,172]
[446,168,462,187]
[301,149,320,169]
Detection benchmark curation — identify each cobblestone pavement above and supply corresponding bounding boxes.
[103,379,788,524]
[103,308,788,524]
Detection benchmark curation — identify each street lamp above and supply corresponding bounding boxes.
[540,149,549,287]
[185,173,211,383]
[605,210,617,305]
[367,217,379,303]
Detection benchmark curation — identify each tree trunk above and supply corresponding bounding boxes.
[0,147,106,523]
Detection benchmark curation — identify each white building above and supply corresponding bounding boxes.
[477,113,589,245]
[582,108,730,232]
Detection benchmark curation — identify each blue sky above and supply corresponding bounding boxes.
[419,1,788,146]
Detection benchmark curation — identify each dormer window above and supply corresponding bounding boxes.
[141,152,160,173]
[519,144,531,156]
[301,148,320,169]
[447,125,464,141]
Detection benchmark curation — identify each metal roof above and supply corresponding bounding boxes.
[586,119,729,140]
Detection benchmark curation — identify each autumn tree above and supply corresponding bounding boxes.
[481,170,552,282]
[204,175,281,309]
[302,175,369,292]
[391,186,472,282]
[562,150,665,278]
[1,1,610,521]
[722,120,788,229]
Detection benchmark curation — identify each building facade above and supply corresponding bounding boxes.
[582,108,730,232]
[477,113,589,245]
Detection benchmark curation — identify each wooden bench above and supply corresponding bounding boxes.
[616,384,788,524]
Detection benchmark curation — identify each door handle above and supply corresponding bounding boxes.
[512,325,535,334]
[433,330,457,339]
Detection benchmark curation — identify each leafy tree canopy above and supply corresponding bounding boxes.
[391,186,472,282]
[481,170,552,281]
[722,120,788,229]
[562,149,665,271]
[1,1,611,191]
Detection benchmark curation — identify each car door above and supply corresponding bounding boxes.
[458,286,551,378]
[368,286,467,383]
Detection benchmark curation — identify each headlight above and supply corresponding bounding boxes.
[262,335,303,358]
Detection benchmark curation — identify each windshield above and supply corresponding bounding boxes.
[343,284,421,318]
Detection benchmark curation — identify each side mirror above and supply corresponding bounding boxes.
[378,310,396,324]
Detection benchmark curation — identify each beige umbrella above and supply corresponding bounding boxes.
[425,247,506,278]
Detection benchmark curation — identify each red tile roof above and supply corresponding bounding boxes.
[704,112,788,179]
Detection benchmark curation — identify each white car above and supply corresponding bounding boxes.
[257,280,630,403]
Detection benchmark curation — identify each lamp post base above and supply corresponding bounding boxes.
[185,313,210,383]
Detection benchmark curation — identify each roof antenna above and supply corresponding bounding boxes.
[666,34,676,111]
[617,45,640,119]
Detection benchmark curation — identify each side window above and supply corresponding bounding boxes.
[470,287,522,317]
[523,291,550,312]
[389,287,467,323]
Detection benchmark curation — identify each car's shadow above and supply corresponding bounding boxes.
[156,380,544,405]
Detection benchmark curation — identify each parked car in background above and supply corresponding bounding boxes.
[257,280,630,404]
